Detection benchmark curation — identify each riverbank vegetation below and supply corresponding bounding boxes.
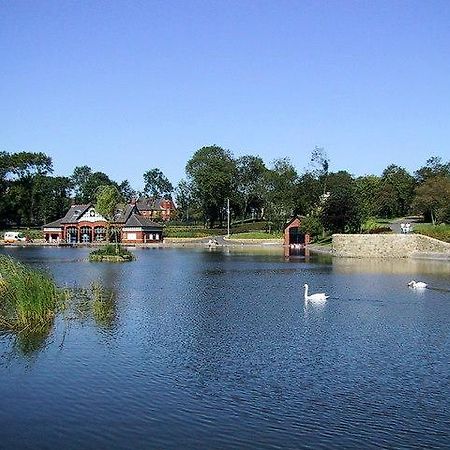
[0,255,67,331]
[0,255,118,354]
[412,224,450,243]
[1,149,448,242]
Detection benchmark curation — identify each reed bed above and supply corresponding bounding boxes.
[0,255,67,331]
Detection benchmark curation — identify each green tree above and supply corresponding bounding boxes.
[185,145,237,227]
[321,171,362,233]
[143,168,174,199]
[355,175,382,221]
[0,151,54,226]
[235,155,268,221]
[263,158,298,231]
[377,165,415,218]
[118,180,137,203]
[32,175,72,225]
[71,166,117,203]
[414,156,450,184]
[95,185,123,244]
[412,176,450,224]
[175,179,198,222]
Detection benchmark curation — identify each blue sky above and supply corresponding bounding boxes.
[1,0,450,190]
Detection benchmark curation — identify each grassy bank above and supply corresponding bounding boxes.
[229,231,282,240]
[413,223,450,243]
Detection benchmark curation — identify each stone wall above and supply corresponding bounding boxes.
[332,234,450,258]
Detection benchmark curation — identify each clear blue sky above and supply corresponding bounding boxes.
[1,0,450,190]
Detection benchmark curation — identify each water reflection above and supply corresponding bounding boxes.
[1,246,450,449]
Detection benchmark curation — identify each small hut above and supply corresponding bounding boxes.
[283,216,310,247]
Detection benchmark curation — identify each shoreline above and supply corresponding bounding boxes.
[2,239,450,260]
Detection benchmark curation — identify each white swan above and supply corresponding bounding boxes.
[408,280,427,289]
[304,283,329,301]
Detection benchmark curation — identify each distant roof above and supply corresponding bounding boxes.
[43,218,63,228]
[113,204,135,224]
[136,197,175,211]
[61,204,92,224]
[123,214,163,229]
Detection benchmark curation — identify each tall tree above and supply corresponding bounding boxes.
[235,155,268,221]
[95,185,123,244]
[414,156,450,184]
[355,175,382,221]
[321,171,362,233]
[185,145,236,227]
[412,176,450,224]
[71,166,117,203]
[263,158,298,231]
[143,168,174,199]
[118,180,137,203]
[377,165,415,218]
[0,151,54,226]
[175,179,198,222]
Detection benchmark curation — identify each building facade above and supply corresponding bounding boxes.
[43,203,163,244]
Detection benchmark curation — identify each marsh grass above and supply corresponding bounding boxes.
[91,281,116,327]
[0,255,68,331]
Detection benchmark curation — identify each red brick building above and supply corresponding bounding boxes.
[135,198,176,221]
[43,203,163,244]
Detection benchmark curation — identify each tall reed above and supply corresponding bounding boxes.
[0,255,65,330]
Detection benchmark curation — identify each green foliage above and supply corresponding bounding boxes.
[298,216,323,238]
[90,281,117,327]
[164,226,219,238]
[231,220,271,234]
[89,244,134,261]
[321,171,362,233]
[413,224,450,243]
[377,165,415,218]
[414,156,450,184]
[186,145,237,227]
[0,255,65,331]
[143,168,174,198]
[412,175,450,225]
[71,166,118,203]
[263,158,298,231]
[230,231,282,239]
[235,155,268,220]
[95,185,123,221]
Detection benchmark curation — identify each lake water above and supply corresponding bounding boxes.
[1,246,449,449]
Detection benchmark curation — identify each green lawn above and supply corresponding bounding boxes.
[229,231,282,240]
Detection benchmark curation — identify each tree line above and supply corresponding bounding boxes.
[1,147,449,235]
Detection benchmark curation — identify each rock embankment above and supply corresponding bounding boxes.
[332,234,450,259]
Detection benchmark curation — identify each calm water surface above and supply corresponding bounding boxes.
[1,247,449,449]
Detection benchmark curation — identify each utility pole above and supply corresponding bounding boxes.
[227,198,230,237]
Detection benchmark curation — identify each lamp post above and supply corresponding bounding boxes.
[227,198,230,238]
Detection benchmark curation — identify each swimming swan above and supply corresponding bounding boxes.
[408,280,427,289]
[304,283,329,301]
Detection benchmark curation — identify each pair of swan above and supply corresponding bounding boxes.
[304,283,328,302]
[408,280,427,289]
